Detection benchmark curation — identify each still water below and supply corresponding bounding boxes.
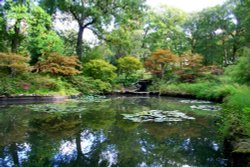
[0,96,226,167]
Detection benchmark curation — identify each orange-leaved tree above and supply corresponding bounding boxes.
[0,52,30,76]
[34,53,81,76]
[176,52,204,82]
[144,49,178,78]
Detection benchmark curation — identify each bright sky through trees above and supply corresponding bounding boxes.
[146,0,226,12]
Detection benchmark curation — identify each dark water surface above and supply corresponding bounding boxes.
[0,96,227,167]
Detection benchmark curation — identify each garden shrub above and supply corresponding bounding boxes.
[83,59,117,83]
[34,53,81,76]
[0,52,30,75]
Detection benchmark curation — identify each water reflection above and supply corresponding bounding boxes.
[0,143,31,167]
[98,145,118,167]
[0,97,226,166]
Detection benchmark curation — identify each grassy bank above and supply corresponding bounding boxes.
[0,73,113,96]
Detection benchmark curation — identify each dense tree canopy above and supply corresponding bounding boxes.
[39,0,147,60]
[0,0,249,86]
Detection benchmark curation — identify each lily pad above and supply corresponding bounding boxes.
[180,100,212,104]
[121,110,195,123]
[190,105,221,111]
[76,95,110,103]
[29,104,86,113]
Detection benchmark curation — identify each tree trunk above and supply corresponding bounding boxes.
[11,24,20,53]
[161,64,165,79]
[190,37,196,54]
[222,39,228,66]
[76,26,84,60]
[231,43,237,63]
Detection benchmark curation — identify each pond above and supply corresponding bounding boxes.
[0,96,227,167]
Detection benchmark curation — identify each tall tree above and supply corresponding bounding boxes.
[232,0,250,47]
[5,0,29,53]
[184,3,242,65]
[143,6,190,55]
[0,2,8,52]
[27,4,64,64]
[56,0,146,60]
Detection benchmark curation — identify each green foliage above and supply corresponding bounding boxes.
[149,80,237,101]
[29,30,64,64]
[115,73,141,87]
[144,6,190,54]
[59,30,78,56]
[0,6,8,52]
[226,47,250,85]
[184,4,241,65]
[83,59,117,82]
[0,73,78,96]
[27,5,64,64]
[106,27,148,59]
[225,86,250,109]
[5,0,30,52]
[221,86,250,137]
[107,27,134,58]
[57,0,146,58]
[233,0,250,46]
[83,44,112,63]
[117,56,142,78]
[67,75,112,94]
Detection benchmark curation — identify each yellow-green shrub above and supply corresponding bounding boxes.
[83,59,117,82]
[0,52,29,75]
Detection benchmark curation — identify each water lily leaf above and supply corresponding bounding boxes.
[121,110,195,123]
[190,105,221,111]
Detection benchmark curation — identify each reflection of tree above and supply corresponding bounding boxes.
[135,118,223,166]
[0,97,225,166]
[53,130,107,166]
[0,106,31,146]
[80,104,116,131]
[29,113,81,139]
[23,112,82,166]
[9,143,20,167]
[143,116,215,140]
[109,97,152,113]
[0,107,30,167]
[0,143,31,167]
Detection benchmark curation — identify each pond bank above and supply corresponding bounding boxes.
[224,136,250,167]
[0,95,70,105]
[112,91,223,103]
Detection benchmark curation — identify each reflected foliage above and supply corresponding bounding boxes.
[0,97,226,166]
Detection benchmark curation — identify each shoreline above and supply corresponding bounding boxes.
[0,95,70,105]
